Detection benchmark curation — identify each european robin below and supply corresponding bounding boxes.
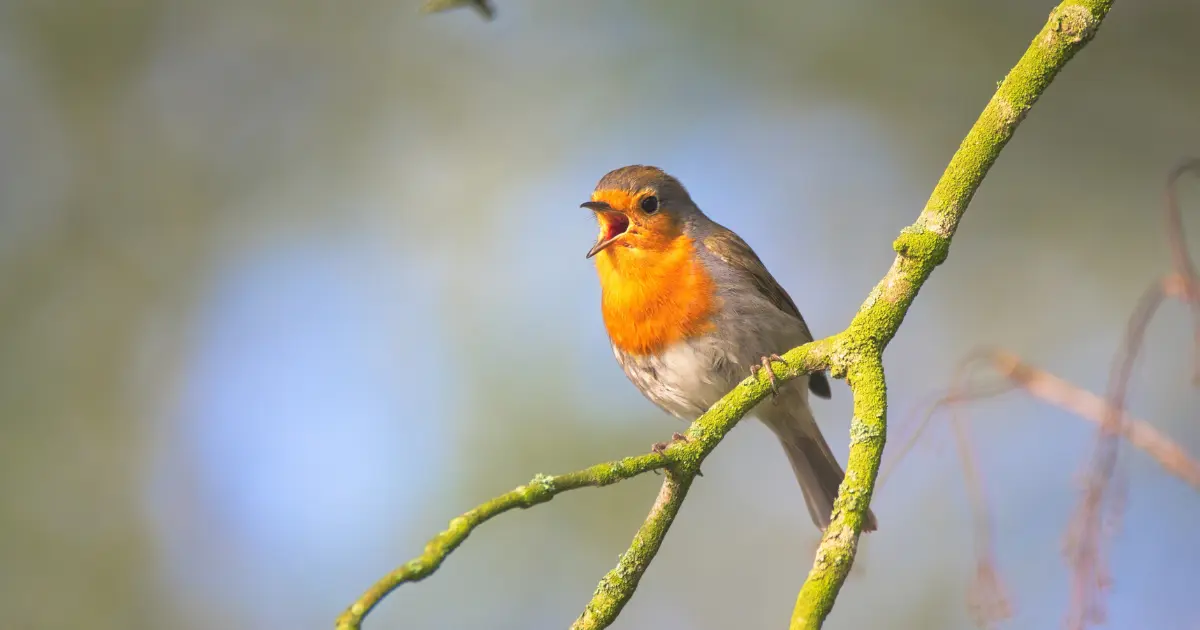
[582,165,877,533]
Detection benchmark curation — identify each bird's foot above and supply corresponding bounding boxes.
[752,354,785,403]
[651,432,689,454]
[650,432,702,476]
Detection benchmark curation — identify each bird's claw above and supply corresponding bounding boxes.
[752,354,785,404]
[650,432,701,475]
[651,432,689,454]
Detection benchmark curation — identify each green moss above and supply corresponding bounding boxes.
[570,473,695,630]
[590,462,621,485]
[787,3,1114,628]
[892,226,950,266]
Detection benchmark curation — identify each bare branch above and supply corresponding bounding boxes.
[989,349,1200,489]
[899,347,1200,629]
[1067,159,1200,630]
[1164,160,1200,383]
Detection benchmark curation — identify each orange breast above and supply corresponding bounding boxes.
[595,235,719,356]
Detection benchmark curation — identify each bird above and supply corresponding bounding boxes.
[581,165,877,533]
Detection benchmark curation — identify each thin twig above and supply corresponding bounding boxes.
[1067,277,1155,630]
[1065,160,1200,629]
[885,347,1200,628]
[948,369,1012,628]
[989,350,1200,488]
[1164,159,1200,384]
[878,350,1014,491]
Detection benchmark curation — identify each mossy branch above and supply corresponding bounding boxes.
[333,453,674,630]
[569,470,694,630]
[789,1,1114,627]
[338,1,1115,628]
[336,342,833,630]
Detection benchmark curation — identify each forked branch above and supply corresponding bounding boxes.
[337,2,1117,629]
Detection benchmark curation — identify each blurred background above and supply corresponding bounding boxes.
[1,1,1198,629]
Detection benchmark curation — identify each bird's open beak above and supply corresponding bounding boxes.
[582,201,630,258]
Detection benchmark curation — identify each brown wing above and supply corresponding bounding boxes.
[702,230,832,399]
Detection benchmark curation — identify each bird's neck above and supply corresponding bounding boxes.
[595,235,718,356]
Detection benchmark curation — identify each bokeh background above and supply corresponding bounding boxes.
[2,1,1199,629]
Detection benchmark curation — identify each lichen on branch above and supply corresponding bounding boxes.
[791,1,1115,627]
[334,454,665,630]
[569,471,694,630]
[335,342,833,630]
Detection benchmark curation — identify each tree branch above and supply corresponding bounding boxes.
[336,341,833,630]
[1163,160,1200,383]
[339,2,1116,628]
[334,454,667,630]
[789,2,1115,627]
[569,470,694,630]
[1066,160,1200,630]
[989,349,1200,489]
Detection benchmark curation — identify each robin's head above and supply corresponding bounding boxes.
[582,165,718,354]
[582,165,699,259]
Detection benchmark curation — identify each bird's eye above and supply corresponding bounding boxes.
[640,195,659,214]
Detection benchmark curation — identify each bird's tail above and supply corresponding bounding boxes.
[760,395,878,533]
